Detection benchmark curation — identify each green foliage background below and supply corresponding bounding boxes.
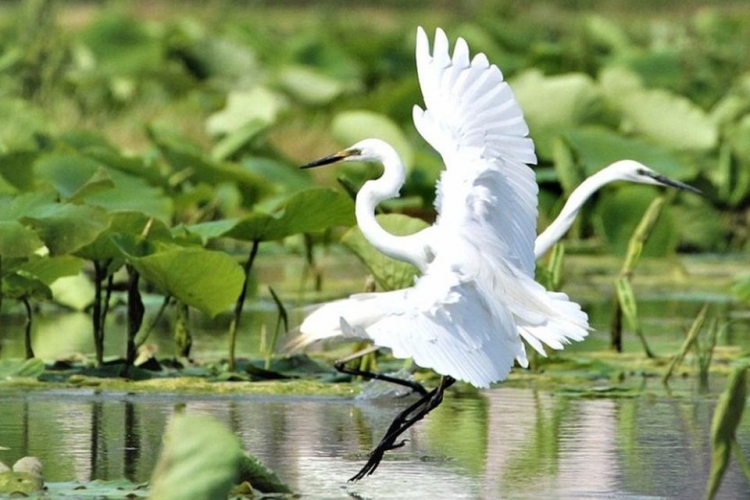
[1,0,750,361]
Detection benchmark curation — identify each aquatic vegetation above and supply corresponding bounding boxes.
[0,0,747,412]
[707,364,750,499]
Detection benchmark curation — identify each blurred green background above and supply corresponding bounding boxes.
[2,0,750,361]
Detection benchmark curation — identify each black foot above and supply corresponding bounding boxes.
[349,376,456,481]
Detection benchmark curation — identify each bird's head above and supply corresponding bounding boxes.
[300,138,396,169]
[607,160,701,195]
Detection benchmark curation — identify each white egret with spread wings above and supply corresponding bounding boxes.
[293,27,698,481]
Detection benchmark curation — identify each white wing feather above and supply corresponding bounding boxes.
[294,27,588,387]
[413,26,538,275]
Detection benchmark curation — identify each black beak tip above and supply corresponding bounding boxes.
[300,152,347,170]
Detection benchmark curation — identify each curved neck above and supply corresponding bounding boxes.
[534,169,615,258]
[355,145,430,273]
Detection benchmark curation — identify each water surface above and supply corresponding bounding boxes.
[1,387,748,499]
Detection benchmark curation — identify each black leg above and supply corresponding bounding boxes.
[335,361,428,397]
[350,376,456,481]
[334,347,428,396]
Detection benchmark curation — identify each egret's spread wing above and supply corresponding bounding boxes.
[412,27,538,275]
[298,271,523,388]
[296,266,586,388]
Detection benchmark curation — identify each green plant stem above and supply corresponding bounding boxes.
[0,256,3,318]
[611,196,665,356]
[125,265,144,370]
[174,302,191,358]
[92,261,106,367]
[662,303,708,384]
[228,240,260,372]
[264,286,288,370]
[135,295,171,348]
[22,297,34,359]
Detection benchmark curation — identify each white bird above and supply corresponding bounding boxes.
[295,27,590,479]
[534,160,701,258]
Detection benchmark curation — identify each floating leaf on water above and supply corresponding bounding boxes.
[0,358,45,379]
[239,452,292,494]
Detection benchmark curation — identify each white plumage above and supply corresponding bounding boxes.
[293,27,591,389]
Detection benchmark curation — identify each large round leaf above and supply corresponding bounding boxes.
[206,87,285,137]
[0,221,44,258]
[331,110,414,171]
[613,88,717,151]
[75,211,173,262]
[35,153,115,202]
[511,70,600,158]
[197,187,355,242]
[148,414,243,500]
[21,204,111,256]
[566,127,694,179]
[122,246,244,317]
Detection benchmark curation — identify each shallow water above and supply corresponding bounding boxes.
[0,386,748,499]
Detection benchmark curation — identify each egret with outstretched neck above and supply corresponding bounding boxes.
[292,27,698,481]
[295,27,589,481]
[534,160,701,258]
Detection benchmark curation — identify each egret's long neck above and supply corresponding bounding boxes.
[534,169,614,258]
[355,146,430,272]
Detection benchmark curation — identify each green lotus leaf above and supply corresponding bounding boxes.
[220,187,355,242]
[21,204,111,256]
[117,242,244,317]
[613,88,718,151]
[0,221,44,258]
[148,414,244,500]
[331,110,414,171]
[566,127,694,179]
